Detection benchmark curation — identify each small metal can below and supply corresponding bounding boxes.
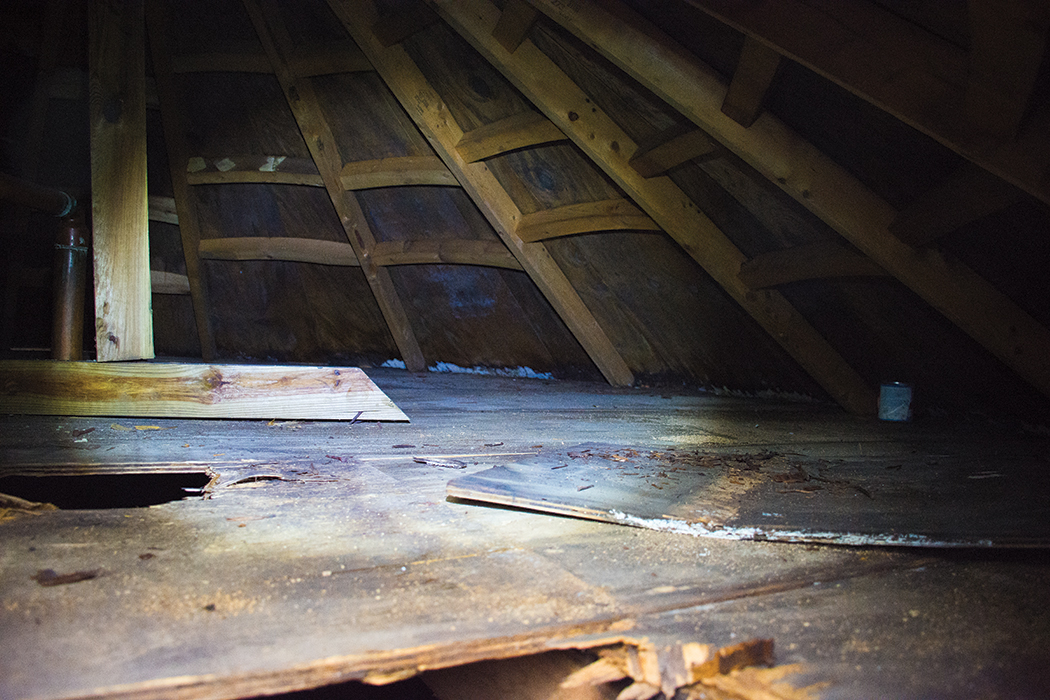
[878,382,912,422]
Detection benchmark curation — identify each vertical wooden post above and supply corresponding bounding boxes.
[89,0,153,361]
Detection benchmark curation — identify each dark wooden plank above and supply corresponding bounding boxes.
[721,36,781,128]
[492,0,540,53]
[448,442,1050,547]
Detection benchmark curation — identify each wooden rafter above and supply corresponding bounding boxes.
[679,0,1050,206]
[329,0,635,388]
[527,0,1050,403]
[436,0,875,414]
[242,0,426,372]
[146,0,218,360]
[90,0,153,361]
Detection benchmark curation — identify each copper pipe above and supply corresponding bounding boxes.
[0,172,76,216]
[51,212,89,360]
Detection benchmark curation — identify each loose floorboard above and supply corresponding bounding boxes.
[1,369,1048,699]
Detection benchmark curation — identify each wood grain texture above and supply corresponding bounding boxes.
[0,360,408,420]
[243,0,426,372]
[527,0,1050,402]
[681,0,1050,206]
[629,125,719,178]
[515,198,661,242]
[492,0,541,53]
[331,0,634,387]
[721,35,781,128]
[90,0,153,361]
[199,237,360,266]
[448,442,1050,547]
[437,0,875,414]
[738,241,887,289]
[456,111,567,163]
[339,155,458,190]
[147,0,218,359]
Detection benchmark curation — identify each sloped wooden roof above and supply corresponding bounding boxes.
[2,0,1049,422]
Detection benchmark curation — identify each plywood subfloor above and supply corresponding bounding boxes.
[1,369,1048,699]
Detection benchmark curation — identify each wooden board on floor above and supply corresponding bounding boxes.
[0,361,408,421]
[447,443,1050,548]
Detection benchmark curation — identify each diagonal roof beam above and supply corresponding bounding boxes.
[243,0,426,372]
[524,0,1050,402]
[329,0,634,387]
[434,0,876,415]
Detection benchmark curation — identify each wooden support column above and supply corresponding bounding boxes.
[89,0,153,361]
[890,162,1024,247]
[434,0,876,414]
[146,0,218,360]
[721,36,781,128]
[528,0,1050,402]
[329,0,635,388]
[243,0,426,373]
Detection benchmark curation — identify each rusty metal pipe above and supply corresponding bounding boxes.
[0,171,77,216]
[51,213,89,360]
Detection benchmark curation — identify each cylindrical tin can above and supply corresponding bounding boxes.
[878,382,912,421]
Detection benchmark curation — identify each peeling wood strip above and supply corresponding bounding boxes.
[90,0,153,362]
[0,361,408,421]
[147,196,178,225]
[332,0,635,388]
[721,35,781,128]
[170,51,274,74]
[146,0,218,359]
[372,2,441,47]
[287,42,373,77]
[243,0,426,373]
[371,239,524,269]
[339,156,458,190]
[198,237,361,266]
[528,0,1050,403]
[738,242,887,290]
[455,111,567,163]
[515,197,662,242]
[150,270,191,295]
[889,162,1024,247]
[629,124,720,178]
[492,0,541,53]
[437,0,876,414]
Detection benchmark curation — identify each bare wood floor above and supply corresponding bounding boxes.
[1,369,1048,699]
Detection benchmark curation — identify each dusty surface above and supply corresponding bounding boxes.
[1,369,1048,699]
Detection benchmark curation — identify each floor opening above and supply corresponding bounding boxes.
[0,472,212,509]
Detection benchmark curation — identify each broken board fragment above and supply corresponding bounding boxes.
[447,443,1050,548]
[0,361,408,421]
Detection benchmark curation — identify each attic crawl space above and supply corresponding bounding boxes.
[1,1,1050,699]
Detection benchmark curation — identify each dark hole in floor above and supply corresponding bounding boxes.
[0,472,212,509]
